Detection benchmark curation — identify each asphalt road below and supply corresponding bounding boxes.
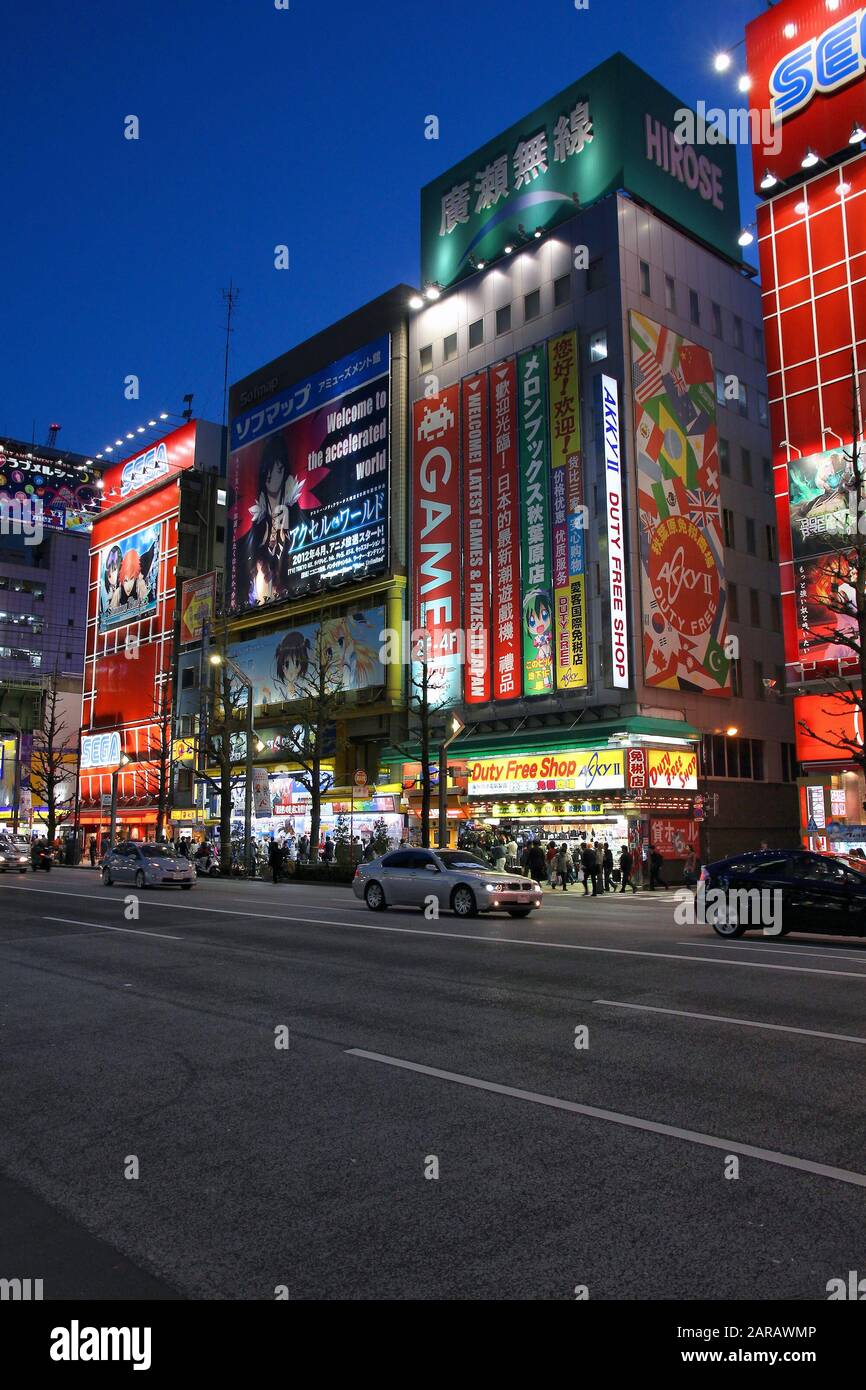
[2,866,865,1301]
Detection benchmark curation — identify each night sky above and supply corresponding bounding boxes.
[1,0,760,456]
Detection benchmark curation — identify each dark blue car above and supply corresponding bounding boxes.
[699,849,866,939]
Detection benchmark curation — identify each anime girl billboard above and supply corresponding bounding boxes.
[98,525,160,632]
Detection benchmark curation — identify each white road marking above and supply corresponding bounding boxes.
[44,916,183,941]
[677,939,866,963]
[593,998,866,1046]
[346,1048,866,1189]
[3,883,866,979]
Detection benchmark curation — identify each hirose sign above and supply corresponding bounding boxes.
[746,0,866,189]
[598,375,629,689]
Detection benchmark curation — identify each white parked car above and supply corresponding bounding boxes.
[353,847,543,917]
[102,841,195,890]
[0,838,30,873]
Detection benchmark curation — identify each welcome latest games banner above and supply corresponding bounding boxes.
[629,312,730,695]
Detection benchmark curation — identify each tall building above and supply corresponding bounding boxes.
[191,287,411,847]
[77,421,225,849]
[746,0,866,859]
[0,435,102,833]
[394,52,798,861]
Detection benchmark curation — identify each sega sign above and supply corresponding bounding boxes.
[746,0,866,190]
[770,8,866,119]
[81,730,121,770]
[120,442,169,497]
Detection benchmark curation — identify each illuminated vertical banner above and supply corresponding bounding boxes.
[491,359,522,700]
[461,372,491,704]
[597,374,630,689]
[548,331,588,688]
[412,388,463,707]
[517,346,554,695]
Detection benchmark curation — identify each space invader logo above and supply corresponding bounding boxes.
[417,401,455,442]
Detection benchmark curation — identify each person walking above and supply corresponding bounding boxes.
[268,837,284,884]
[619,844,637,893]
[323,834,335,864]
[649,846,666,891]
[545,840,558,887]
[601,841,614,893]
[525,839,547,884]
[491,837,507,870]
[88,834,97,868]
[581,841,599,896]
[555,842,572,890]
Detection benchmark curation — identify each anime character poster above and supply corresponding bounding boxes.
[630,311,730,695]
[97,524,160,633]
[788,447,856,562]
[794,550,861,670]
[227,337,390,614]
[228,606,386,705]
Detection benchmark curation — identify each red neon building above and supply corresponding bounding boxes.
[78,421,224,846]
[746,0,866,851]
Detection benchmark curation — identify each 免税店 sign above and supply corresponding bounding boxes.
[468,750,625,796]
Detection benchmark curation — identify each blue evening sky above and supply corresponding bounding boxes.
[0,0,760,455]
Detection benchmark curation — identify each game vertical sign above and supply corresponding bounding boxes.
[517,346,554,695]
[549,331,588,688]
[597,374,630,689]
[412,388,463,707]
[462,372,491,704]
[491,359,522,700]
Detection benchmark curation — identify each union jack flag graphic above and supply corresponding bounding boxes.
[686,488,717,528]
[633,351,664,405]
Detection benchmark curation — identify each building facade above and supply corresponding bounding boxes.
[396,55,798,862]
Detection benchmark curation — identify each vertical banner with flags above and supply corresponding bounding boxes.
[548,330,588,689]
[517,345,554,695]
[412,387,463,707]
[462,372,491,704]
[491,358,522,700]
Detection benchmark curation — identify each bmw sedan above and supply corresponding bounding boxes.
[700,848,866,939]
[353,847,543,917]
[102,842,195,890]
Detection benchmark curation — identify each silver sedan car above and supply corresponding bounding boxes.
[102,841,195,889]
[353,847,543,917]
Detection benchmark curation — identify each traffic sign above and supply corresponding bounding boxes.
[354,769,367,787]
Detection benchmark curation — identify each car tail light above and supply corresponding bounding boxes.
[699,867,709,882]
[353,866,360,878]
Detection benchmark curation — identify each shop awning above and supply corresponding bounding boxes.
[382,715,700,764]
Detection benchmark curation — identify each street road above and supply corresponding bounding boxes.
[2,867,865,1300]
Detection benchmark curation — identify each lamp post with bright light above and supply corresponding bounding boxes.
[108,754,131,849]
[209,652,255,875]
[438,714,465,848]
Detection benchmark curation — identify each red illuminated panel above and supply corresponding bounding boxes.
[794,690,862,762]
[746,0,866,191]
[92,644,160,726]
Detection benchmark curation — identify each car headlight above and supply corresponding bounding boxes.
[485,883,496,891]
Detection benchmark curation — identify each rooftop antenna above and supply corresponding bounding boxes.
[46,422,61,447]
[221,279,240,427]
[182,394,194,422]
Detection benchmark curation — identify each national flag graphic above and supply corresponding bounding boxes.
[686,489,717,529]
[633,351,664,404]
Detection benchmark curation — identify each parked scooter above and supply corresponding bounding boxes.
[30,841,53,871]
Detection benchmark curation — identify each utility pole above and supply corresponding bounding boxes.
[221,281,240,428]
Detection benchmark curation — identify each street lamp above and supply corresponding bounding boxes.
[209,651,255,875]
[438,714,465,847]
[108,754,130,849]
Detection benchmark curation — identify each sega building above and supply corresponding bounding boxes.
[746,0,866,860]
[78,421,225,847]
[398,52,800,861]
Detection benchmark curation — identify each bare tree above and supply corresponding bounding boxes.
[273,613,347,864]
[29,673,74,843]
[200,622,248,874]
[139,680,173,841]
[796,360,866,785]
[393,636,449,848]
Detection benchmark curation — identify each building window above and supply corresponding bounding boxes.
[589,330,608,362]
[723,508,735,548]
[728,581,739,621]
[781,742,798,782]
[496,304,511,335]
[554,274,570,307]
[750,588,761,626]
[719,437,730,476]
[762,457,773,494]
[216,525,225,544]
[738,380,748,417]
[639,260,651,296]
[754,327,764,361]
[588,258,605,292]
[712,301,722,336]
[715,368,726,406]
[701,734,764,780]
[524,289,541,322]
[664,275,675,311]
[419,344,433,371]
[468,317,484,349]
[217,488,227,507]
[443,332,458,363]
[65,650,72,660]
[766,524,777,561]
[745,517,756,554]
[181,667,197,689]
[741,447,752,486]
[70,585,76,594]
[733,314,744,351]
[67,617,74,627]
[689,289,700,325]
[770,594,781,630]
[757,391,769,427]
